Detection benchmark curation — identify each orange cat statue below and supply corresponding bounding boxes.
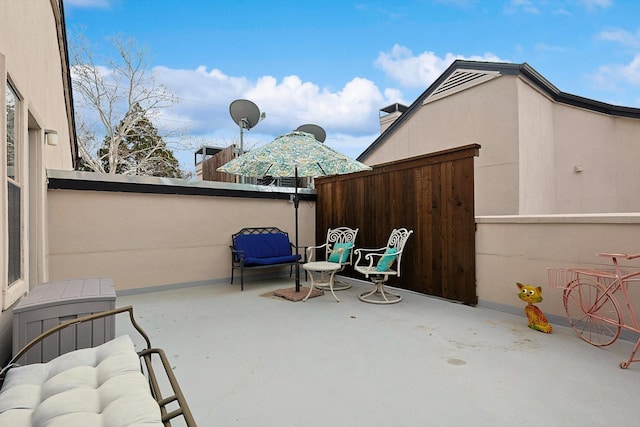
[517,282,552,333]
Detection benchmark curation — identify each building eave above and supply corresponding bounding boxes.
[52,0,79,169]
[358,60,640,162]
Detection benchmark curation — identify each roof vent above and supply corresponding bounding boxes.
[423,69,500,105]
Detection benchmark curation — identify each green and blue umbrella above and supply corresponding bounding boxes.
[217,131,370,178]
[218,130,371,291]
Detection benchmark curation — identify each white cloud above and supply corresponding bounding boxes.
[534,43,567,53]
[587,54,640,109]
[576,0,612,11]
[505,0,610,15]
[77,45,514,172]
[139,45,512,171]
[618,55,640,86]
[153,66,389,136]
[65,0,111,8]
[591,29,640,96]
[432,0,476,6]
[374,44,504,88]
[552,8,572,16]
[328,132,381,160]
[593,54,640,87]
[74,59,397,172]
[147,65,396,170]
[597,29,640,48]
[383,88,407,105]
[249,75,385,131]
[506,0,540,15]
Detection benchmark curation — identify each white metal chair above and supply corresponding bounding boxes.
[354,228,413,304]
[306,227,359,290]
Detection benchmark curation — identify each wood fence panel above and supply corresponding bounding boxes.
[201,145,236,182]
[314,144,479,305]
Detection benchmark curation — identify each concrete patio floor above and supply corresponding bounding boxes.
[116,277,640,427]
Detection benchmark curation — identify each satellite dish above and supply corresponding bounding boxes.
[230,99,261,130]
[296,124,326,143]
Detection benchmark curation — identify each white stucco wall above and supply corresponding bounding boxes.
[517,80,556,214]
[47,179,316,292]
[552,107,640,214]
[362,74,640,216]
[0,0,73,170]
[476,214,640,328]
[365,76,521,216]
[0,0,74,364]
[46,176,640,337]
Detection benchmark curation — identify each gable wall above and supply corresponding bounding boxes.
[517,79,556,214]
[0,0,73,170]
[364,75,521,215]
[517,77,640,214]
[551,104,640,213]
[365,72,640,216]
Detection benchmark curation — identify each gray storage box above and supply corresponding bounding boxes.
[12,277,116,364]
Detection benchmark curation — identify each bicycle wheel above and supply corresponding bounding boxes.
[563,279,622,346]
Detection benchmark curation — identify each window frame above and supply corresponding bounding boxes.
[2,72,28,310]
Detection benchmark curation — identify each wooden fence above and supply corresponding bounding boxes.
[314,144,480,305]
[201,145,236,182]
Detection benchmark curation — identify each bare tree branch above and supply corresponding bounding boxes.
[70,32,185,176]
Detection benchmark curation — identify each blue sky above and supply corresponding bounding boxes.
[64,0,640,173]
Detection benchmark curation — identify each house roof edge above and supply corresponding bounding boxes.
[358,60,640,162]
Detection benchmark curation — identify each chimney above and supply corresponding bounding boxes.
[379,103,408,133]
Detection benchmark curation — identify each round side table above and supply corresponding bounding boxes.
[302,261,342,302]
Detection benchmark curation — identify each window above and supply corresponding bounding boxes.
[5,80,24,307]
[6,84,16,180]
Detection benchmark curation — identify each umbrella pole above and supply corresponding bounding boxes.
[294,166,301,292]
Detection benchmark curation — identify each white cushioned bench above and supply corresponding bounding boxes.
[0,335,161,426]
[0,306,196,427]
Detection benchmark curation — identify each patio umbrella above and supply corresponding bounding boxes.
[217,130,372,292]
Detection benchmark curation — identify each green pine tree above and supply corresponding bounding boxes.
[98,103,184,178]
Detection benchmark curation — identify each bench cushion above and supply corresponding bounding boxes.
[0,335,162,427]
[244,255,300,266]
[235,233,293,259]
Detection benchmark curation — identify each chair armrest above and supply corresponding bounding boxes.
[354,247,386,268]
[306,243,328,261]
[230,246,245,261]
[292,244,308,262]
[138,347,197,426]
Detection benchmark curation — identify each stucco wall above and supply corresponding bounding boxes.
[46,183,316,292]
[476,214,640,327]
[24,171,640,364]
[0,0,73,170]
[517,80,556,214]
[552,106,640,214]
[0,0,74,365]
[363,74,640,216]
[365,76,521,216]
[47,181,640,333]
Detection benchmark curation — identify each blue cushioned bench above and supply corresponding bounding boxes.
[230,227,303,290]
